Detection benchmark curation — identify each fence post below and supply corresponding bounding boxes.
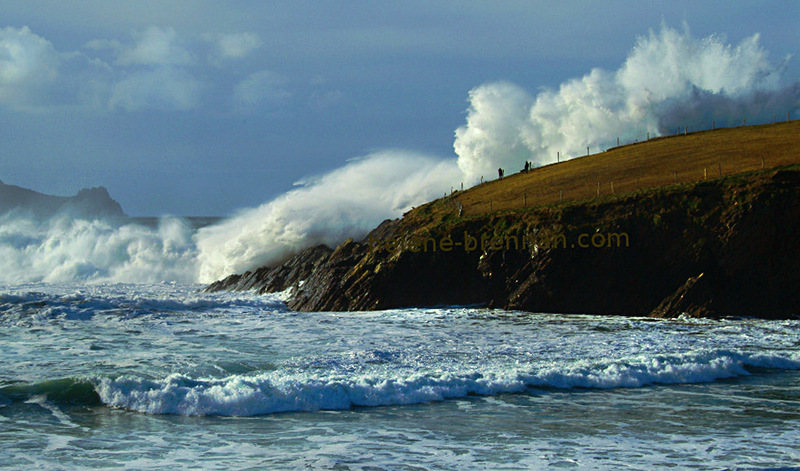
[762,157,765,169]
[560,189,563,202]
[704,168,707,180]
[596,182,600,196]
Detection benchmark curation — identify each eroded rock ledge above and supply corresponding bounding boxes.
[206,168,800,319]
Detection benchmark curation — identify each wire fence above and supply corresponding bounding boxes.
[450,119,800,217]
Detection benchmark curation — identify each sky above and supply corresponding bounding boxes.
[1,1,798,216]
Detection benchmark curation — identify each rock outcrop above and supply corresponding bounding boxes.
[207,167,800,319]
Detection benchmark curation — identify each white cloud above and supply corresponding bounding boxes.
[109,67,203,111]
[84,38,122,53]
[204,32,262,63]
[0,26,113,112]
[0,26,60,109]
[117,26,194,66]
[0,25,277,113]
[233,70,290,108]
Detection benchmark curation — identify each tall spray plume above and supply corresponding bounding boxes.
[455,24,800,183]
[195,151,461,283]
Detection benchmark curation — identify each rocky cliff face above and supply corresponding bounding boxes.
[206,168,800,319]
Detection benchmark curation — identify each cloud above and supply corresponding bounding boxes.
[0,26,60,109]
[0,26,58,83]
[0,25,279,113]
[308,89,343,109]
[109,67,204,111]
[107,27,205,111]
[0,25,113,112]
[204,32,262,63]
[233,70,290,108]
[117,26,194,66]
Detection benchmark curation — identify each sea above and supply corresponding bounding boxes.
[1,217,800,470]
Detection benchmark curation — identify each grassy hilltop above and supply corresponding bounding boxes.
[453,121,800,216]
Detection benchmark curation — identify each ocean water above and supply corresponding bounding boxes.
[1,282,799,470]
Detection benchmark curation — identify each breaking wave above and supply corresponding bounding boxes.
[0,214,198,284]
[3,350,798,416]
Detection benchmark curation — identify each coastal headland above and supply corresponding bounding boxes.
[207,121,800,319]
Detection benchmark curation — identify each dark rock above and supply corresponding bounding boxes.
[650,273,719,318]
[204,245,332,294]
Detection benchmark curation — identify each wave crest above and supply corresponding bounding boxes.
[89,350,800,416]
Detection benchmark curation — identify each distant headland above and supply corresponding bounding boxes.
[207,121,800,320]
[0,180,126,219]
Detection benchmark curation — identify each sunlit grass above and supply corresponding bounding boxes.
[452,121,800,216]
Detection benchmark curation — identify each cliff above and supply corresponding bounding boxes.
[0,181,126,219]
[207,166,800,319]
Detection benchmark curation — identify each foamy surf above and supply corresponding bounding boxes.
[3,349,797,417]
[90,350,800,416]
[2,282,800,469]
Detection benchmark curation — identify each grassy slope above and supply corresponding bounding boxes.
[452,121,800,216]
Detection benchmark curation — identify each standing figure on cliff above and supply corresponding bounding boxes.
[498,167,504,179]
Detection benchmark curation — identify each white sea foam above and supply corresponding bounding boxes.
[0,282,287,324]
[0,214,198,284]
[194,150,461,282]
[95,350,800,416]
[2,281,800,469]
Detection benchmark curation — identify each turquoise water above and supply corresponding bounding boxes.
[1,283,799,469]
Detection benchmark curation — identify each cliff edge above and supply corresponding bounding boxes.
[207,166,800,319]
